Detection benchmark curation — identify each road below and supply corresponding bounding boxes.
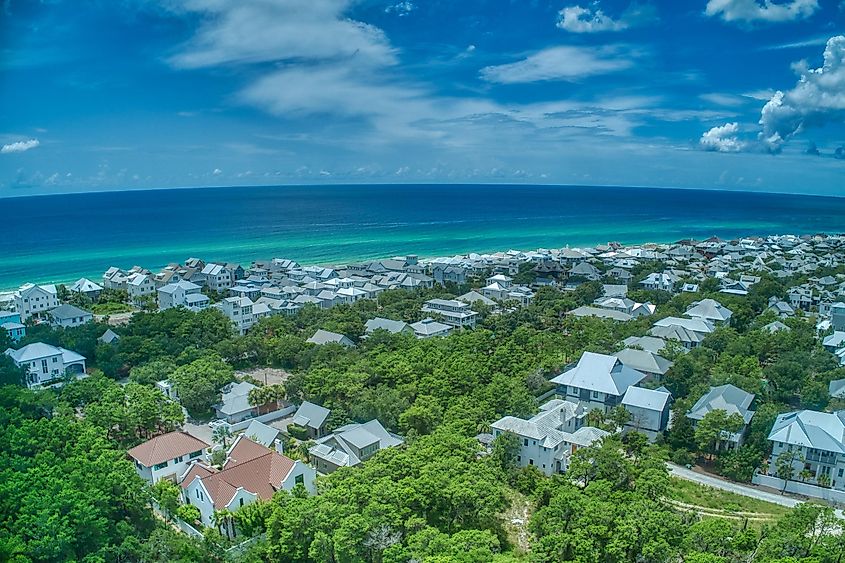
[667,463,802,509]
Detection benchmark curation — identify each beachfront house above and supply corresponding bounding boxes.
[70,278,103,300]
[309,420,404,474]
[180,435,315,530]
[13,283,59,322]
[550,352,647,413]
[5,342,86,388]
[201,263,234,293]
[127,431,209,484]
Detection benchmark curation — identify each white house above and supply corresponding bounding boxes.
[125,273,156,305]
[421,299,478,329]
[127,431,209,484]
[216,296,255,335]
[47,304,93,328]
[70,278,103,300]
[639,272,679,292]
[685,298,733,325]
[491,399,597,475]
[201,263,234,293]
[309,419,404,474]
[306,329,356,347]
[5,342,86,388]
[550,352,647,413]
[180,435,315,529]
[410,318,452,338]
[13,283,59,321]
[158,280,209,311]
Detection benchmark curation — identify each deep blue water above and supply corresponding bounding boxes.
[2,184,844,289]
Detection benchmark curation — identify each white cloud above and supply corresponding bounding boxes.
[385,1,414,16]
[480,45,635,84]
[705,0,819,24]
[700,93,746,107]
[557,3,656,33]
[1,138,40,153]
[166,0,396,69]
[700,122,745,152]
[758,36,845,151]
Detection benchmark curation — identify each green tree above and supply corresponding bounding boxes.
[693,409,745,459]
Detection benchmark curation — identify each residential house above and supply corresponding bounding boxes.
[685,298,733,325]
[309,420,404,474]
[180,436,315,529]
[158,280,209,311]
[550,352,647,413]
[457,291,497,309]
[567,306,632,322]
[421,299,478,329]
[650,317,715,349]
[127,431,208,484]
[639,272,678,292]
[241,420,281,448]
[306,329,356,347]
[833,302,845,332]
[410,318,452,338]
[47,304,93,328]
[5,342,86,388]
[125,273,156,306]
[98,328,120,344]
[686,384,755,450]
[622,335,668,355]
[214,381,282,424]
[364,317,413,336]
[491,399,593,475]
[620,387,671,441]
[70,278,103,300]
[13,283,59,321]
[201,263,234,293]
[761,410,845,492]
[0,311,25,342]
[291,401,331,439]
[613,347,673,379]
[216,297,255,335]
[767,298,796,318]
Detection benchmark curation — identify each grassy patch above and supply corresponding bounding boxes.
[91,302,133,315]
[667,477,790,518]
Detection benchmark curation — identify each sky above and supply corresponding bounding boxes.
[0,0,844,196]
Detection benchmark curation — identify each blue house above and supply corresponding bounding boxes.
[0,311,25,342]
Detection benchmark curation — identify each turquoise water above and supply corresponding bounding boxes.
[2,184,844,289]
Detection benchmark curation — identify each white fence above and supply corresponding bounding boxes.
[752,473,845,505]
[151,500,204,539]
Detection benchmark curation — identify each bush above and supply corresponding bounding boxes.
[288,423,308,440]
[176,504,201,525]
[671,448,694,466]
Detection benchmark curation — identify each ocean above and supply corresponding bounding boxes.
[2,184,845,290]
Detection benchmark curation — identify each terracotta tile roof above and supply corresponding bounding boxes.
[200,437,296,509]
[127,431,209,467]
[179,462,217,490]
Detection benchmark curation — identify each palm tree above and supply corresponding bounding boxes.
[212,425,232,448]
[212,508,233,541]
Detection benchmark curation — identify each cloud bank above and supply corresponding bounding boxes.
[1,139,40,154]
[480,45,635,84]
[705,0,819,24]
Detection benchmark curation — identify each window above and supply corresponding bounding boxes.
[295,474,305,485]
[592,391,601,399]
[529,459,534,465]
[154,461,168,470]
[838,468,843,478]
[52,357,58,363]
[523,439,528,446]
[174,456,183,463]
[190,450,202,459]
[239,498,244,507]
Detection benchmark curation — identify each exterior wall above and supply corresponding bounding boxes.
[313,455,344,474]
[18,351,65,387]
[135,450,205,484]
[184,479,217,526]
[769,442,845,490]
[624,405,667,434]
[53,312,93,328]
[491,427,559,476]
[560,385,621,413]
[753,473,845,504]
[280,461,317,494]
[15,287,59,321]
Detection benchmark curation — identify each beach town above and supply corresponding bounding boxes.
[4,231,845,558]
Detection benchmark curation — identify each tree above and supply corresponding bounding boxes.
[170,356,234,418]
[608,405,631,431]
[151,479,181,522]
[775,447,804,494]
[248,384,286,414]
[176,504,201,525]
[212,424,232,448]
[490,431,520,473]
[0,355,26,386]
[693,409,745,459]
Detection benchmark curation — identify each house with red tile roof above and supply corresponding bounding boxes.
[179,434,315,528]
[127,431,209,484]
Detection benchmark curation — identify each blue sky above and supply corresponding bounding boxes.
[1,0,843,196]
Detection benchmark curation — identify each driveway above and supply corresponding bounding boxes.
[667,462,845,518]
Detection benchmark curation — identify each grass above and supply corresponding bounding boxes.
[667,477,790,519]
[91,301,133,315]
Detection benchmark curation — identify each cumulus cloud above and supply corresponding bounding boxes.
[705,0,819,24]
[557,3,656,33]
[700,122,745,152]
[480,45,635,84]
[758,35,845,152]
[1,138,40,153]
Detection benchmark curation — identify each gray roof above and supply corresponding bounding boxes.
[687,384,755,424]
[48,304,92,321]
[622,335,667,355]
[309,419,403,468]
[364,317,411,334]
[98,329,120,344]
[768,410,845,453]
[292,401,330,430]
[568,306,632,322]
[550,352,646,396]
[307,329,356,347]
[685,298,733,322]
[216,381,257,416]
[242,420,279,447]
[829,378,845,399]
[613,348,673,375]
[621,386,671,411]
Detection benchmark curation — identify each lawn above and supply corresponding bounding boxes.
[666,477,791,519]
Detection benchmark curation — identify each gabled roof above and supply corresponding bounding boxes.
[242,420,279,447]
[71,278,103,293]
[216,381,258,416]
[6,342,76,363]
[128,431,209,467]
[685,298,733,322]
[292,401,331,430]
[307,329,355,347]
[621,386,671,411]
[48,304,92,320]
[613,348,673,375]
[364,317,411,334]
[550,352,646,396]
